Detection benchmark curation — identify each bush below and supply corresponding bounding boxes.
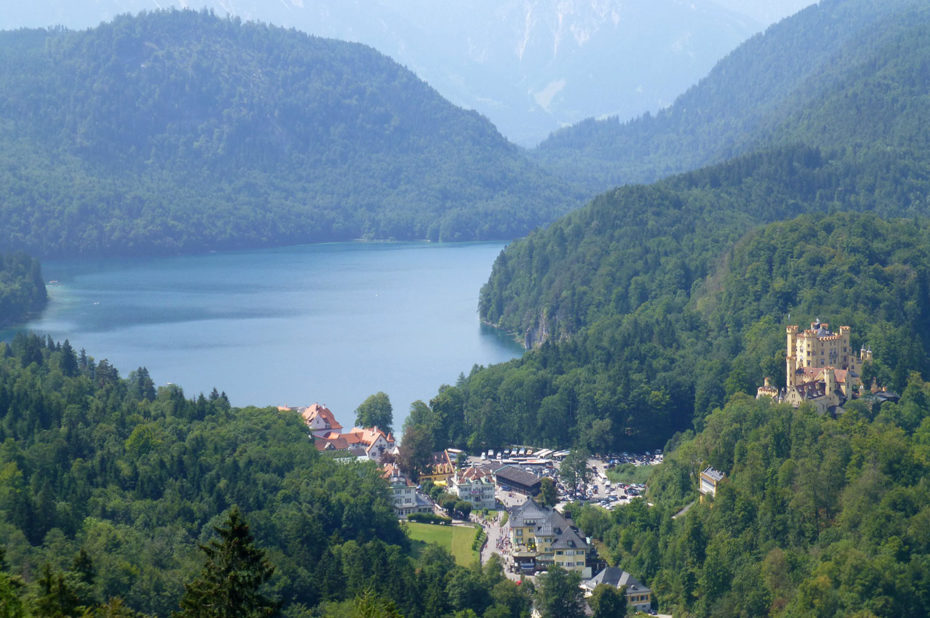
[454,500,473,520]
[471,525,488,551]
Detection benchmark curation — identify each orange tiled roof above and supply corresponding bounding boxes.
[302,403,343,431]
[796,366,851,385]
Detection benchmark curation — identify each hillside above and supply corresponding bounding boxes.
[0,253,46,327]
[396,0,930,456]
[0,0,770,146]
[485,0,930,345]
[0,9,579,257]
[571,386,930,616]
[532,0,928,192]
[0,333,532,616]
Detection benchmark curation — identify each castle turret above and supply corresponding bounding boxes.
[786,325,799,387]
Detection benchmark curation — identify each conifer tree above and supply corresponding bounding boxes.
[176,507,277,617]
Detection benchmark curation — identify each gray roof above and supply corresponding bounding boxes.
[510,499,589,550]
[495,465,541,488]
[583,567,650,594]
[509,498,550,527]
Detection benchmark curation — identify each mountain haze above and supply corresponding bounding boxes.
[534,0,925,192]
[0,10,578,257]
[0,0,788,145]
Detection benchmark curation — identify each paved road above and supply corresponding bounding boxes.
[475,510,525,582]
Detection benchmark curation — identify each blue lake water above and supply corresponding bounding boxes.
[9,242,523,430]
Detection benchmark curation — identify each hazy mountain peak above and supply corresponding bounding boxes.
[0,0,791,145]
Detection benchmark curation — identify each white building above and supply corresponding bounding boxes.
[450,465,497,510]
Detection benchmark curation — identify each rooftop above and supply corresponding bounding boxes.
[495,465,541,488]
[583,566,650,594]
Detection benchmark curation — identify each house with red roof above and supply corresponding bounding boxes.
[284,403,396,462]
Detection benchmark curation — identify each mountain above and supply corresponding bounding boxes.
[0,333,532,616]
[574,376,930,616]
[0,0,778,146]
[532,0,926,192]
[0,10,579,257]
[397,0,930,454]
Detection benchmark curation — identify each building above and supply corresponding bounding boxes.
[295,403,343,439]
[383,464,433,518]
[495,465,542,496]
[758,321,871,413]
[581,566,653,613]
[419,450,457,484]
[699,467,725,498]
[288,403,396,462]
[450,465,497,510]
[508,498,590,575]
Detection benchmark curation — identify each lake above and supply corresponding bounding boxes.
[9,242,523,430]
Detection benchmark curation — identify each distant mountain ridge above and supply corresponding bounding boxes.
[0,0,784,146]
[0,10,579,257]
[533,0,926,192]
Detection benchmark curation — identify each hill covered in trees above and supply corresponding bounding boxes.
[411,0,930,456]
[0,9,579,257]
[408,212,930,454]
[0,333,532,616]
[570,385,930,616]
[0,253,46,327]
[531,0,929,193]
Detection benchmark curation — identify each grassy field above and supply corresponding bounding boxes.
[406,522,480,567]
[606,463,655,485]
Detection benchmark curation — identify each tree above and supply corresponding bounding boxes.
[176,507,277,617]
[397,425,434,482]
[0,548,25,618]
[560,449,592,496]
[355,392,393,434]
[539,478,558,508]
[590,584,627,618]
[34,563,81,618]
[453,500,473,520]
[535,566,586,618]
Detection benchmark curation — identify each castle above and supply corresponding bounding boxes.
[757,320,872,413]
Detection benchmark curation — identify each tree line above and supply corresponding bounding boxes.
[0,252,46,327]
[0,333,534,616]
[0,9,581,258]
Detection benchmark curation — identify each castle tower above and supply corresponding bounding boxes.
[824,367,836,396]
[786,325,799,387]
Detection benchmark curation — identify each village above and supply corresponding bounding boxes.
[279,320,894,616]
[277,400,665,614]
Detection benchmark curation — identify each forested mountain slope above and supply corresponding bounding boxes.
[0,253,46,327]
[417,210,930,453]
[404,0,930,456]
[0,334,530,616]
[532,0,927,193]
[486,0,930,346]
[0,9,579,257]
[571,385,930,616]
[0,0,769,147]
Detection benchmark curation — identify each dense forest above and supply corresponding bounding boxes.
[567,386,930,616]
[0,9,580,257]
[0,253,46,328]
[532,0,929,194]
[404,213,930,454]
[0,334,532,616]
[405,0,930,456]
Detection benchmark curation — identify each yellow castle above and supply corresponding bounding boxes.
[758,320,872,413]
